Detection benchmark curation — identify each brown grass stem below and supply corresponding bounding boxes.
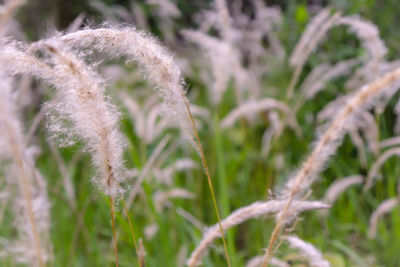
[110,196,118,267]
[181,93,231,267]
[263,66,400,266]
[4,120,44,267]
[122,198,143,267]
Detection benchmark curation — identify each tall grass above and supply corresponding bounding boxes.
[0,1,400,266]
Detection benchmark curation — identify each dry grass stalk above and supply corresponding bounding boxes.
[336,16,387,62]
[34,42,127,196]
[319,106,380,162]
[0,70,50,266]
[261,111,282,156]
[357,111,380,155]
[368,198,398,238]
[349,130,368,167]
[184,3,257,105]
[187,200,329,266]
[246,256,288,267]
[364,147,400,191]
[287,10,341,99]
[48,142,76,207]
[153,188,194,212]
[60,28,196,146]
[138,238,146,266]
[379,136,400,149]
[122,198,141,267]
[295,59,359,112]
[262,67,400,266]
[322,175,363,207]
[289,8,331,67]
[220,98,300,136]
[59,27,230,265]
[154,158,198,185]
[0,0,25,33]
[175,207,204,231]
[286,236,330,267]
[0,41,132,265]
[37,42,129,266]
[214,0,233,43]
[126,135,171,209]
[181,29,237,105]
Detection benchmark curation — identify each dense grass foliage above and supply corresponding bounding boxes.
[1,0,400,266]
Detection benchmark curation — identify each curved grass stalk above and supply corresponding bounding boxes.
[262,67,400,266]
[286,236,330,267]
[60,27,231,265]
[368,198,398,238]
[364,147,400,191]
[286,11,341,99]
[0,42,130,266]
[0,70,46,266]
[187,200,329,266]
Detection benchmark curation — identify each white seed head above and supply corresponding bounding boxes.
[287,235,330,267]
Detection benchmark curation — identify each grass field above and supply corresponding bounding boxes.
[0,0,400,266]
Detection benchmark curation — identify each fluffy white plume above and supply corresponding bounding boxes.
[322,175,363,215]
[263,66,400,265]
[302,59,359,100]
[287,9,341,98]
[337,16,387,62]
[182,30,238,105]
[368,198,398,238]
[34,42,126,196]
[0,70,51,266]
[286,236,330,267]
[364,147,400,191]
[290,8,331,67]
[0,41,127,196]
[60,27,199,151]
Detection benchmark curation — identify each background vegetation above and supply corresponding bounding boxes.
[2,0,400,266]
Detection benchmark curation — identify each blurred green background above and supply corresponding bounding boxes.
[3,0,400,266]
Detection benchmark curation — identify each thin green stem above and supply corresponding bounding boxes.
[122,198,143,267]
[214,113,236,265]
[180,93,231,266]
[109,196,118,267]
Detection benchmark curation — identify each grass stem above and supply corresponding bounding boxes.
[109,196,118,267]
[122,198,143,267]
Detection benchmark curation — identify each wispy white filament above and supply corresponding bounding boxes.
[0,41,127,196]
[60,27,198,149]
[34,42,127,196]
